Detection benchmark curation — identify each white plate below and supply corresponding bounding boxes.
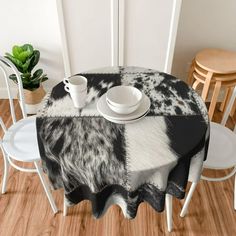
[97,93,150,121]
[103,110,149,124]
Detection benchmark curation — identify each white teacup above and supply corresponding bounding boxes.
[63,75,87,108]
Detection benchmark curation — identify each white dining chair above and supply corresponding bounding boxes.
[180,85,236,217]
[0,56,58,214]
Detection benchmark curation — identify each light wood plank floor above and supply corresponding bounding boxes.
[0,99,236,236]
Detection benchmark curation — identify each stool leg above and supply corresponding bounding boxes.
[187,59,196,86]
[219,88,230,112]
[192,80,200,90]
[209,81,222,120]
[234,174,236,210]
[201,71,213,101]
[230,99,236,117]
[222,87,233,114]
[220,87,236,123]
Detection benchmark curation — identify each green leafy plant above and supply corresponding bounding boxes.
[5,44,48,91]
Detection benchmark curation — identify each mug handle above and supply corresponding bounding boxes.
[63,77,69,84]
[64,85,70,92]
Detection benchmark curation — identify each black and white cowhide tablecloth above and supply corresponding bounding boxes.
[36,66,209,218]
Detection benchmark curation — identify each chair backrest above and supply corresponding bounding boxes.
[0,56,27,123]
[221,85,236,132]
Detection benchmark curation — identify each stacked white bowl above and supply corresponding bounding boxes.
[106,86,142,115]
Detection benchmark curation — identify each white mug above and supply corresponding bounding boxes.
[63,75,87,108]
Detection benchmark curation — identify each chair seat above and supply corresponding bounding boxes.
[204,122,236,169]
[2,116,40,162]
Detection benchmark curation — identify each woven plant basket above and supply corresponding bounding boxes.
[18,85,46,114]
[23,85,46,105]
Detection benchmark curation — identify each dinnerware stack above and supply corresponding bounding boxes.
[97,86,150,124]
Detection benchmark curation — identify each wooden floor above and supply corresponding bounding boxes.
[0,99,236,236]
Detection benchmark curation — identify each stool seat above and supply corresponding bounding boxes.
[196,48,236,74]
[194,63,236,81]
[193,72,236,87]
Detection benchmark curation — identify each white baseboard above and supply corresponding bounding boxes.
[0,88,18,98]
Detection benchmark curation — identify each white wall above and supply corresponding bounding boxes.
[62,0,112,75]
[0,0,177,98]
[62,0,175,74]
[172,0,236,81]
[0,0,64,97]
[2,0,235,99]
[124,0,173,70]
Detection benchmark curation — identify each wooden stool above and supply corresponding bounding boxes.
[189,61,236,114]
[188,49,236,120]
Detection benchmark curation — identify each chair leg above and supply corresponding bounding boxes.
[1,149,9,194]
[165,194,173,232]
[63,194,68,216]
[34,161,58,214]
[180,182,197,217]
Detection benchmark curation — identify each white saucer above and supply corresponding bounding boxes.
[97,93,150,122]
[103,110,149,124]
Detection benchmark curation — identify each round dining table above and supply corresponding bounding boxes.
[36,66,209,222]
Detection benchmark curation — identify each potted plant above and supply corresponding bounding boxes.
[5,44,48,114]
